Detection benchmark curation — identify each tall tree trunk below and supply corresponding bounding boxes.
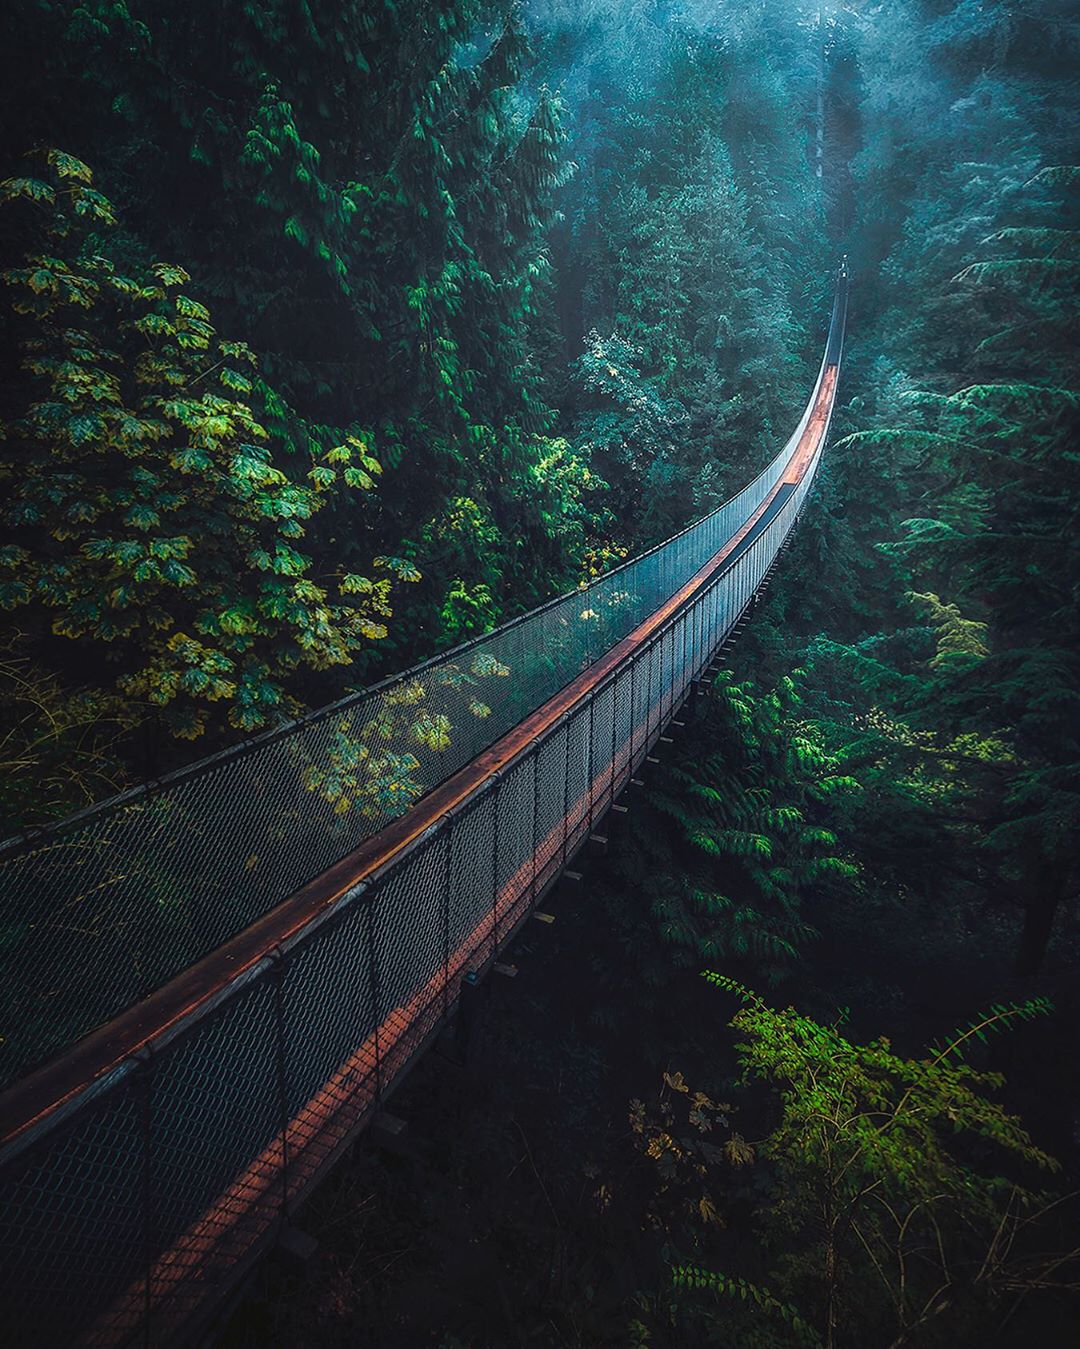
[1014,864,1068,976]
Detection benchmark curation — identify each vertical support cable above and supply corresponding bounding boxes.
[681,609,688,702]
[693,593,701,680]
[490,777,501,957]
[440,819,453,1018]
[586,691,596,832]
[628,655,637,771]
[609,674,618,803]
[562,717,571,867]
[530,745,540,902]
[645,638,654,749]
[271,953,290,1220]
[137,1056,152,1347]
[365,897,381,1103]
[663,628,671,724]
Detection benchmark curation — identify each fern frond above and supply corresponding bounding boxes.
[689,887,734,916]
[836,428,966,454]
[729,910,800,963]
[980,226,1080,258]
[953,258,1080,287]
[951,382,1079,410]
[975,317,1058,354]
[1024,165,1080,190]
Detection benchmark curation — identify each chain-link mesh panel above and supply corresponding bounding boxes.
[492,754,535,939]
[146,979,282,1341]
[281,898,378,1136]
[686,599,698,680]
[447,789,498,970]
[533,723,569,895]
[0,331,838,1085]
[662,627,675,726]
[611,667,634,796]
[697,585,711,660]
[630,650,648,769]
[279,942,378,1214]
[564,705,592,861]
[708,575,722,652]
[677,619,688,701]
[590,681,616,816]
[648,638,665,749]
[370,836,450,1085]
[0,1080,145,1348]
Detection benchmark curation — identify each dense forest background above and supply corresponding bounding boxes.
[1,0,1078,1345]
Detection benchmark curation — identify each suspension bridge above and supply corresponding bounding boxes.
[0,264,848,1346]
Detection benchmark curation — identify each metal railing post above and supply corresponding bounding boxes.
[490,778,501,956]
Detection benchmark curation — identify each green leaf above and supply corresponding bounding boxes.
[47,149,93,182]
[374,555,422,583]
[1,177,56,205]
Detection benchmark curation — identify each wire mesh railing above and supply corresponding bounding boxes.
[0,269,846,1348]
[0,277,840,1090]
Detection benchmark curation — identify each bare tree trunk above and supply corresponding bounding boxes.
[992,7,1012,69]
[1014,862,1069,976]
[1015,888,1060,976]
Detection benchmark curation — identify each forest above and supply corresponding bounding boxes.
[0,1,1077,1346]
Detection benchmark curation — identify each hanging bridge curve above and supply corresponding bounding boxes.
[0,265,848,1347]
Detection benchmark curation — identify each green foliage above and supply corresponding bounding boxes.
[631,671,860,985]
[719,980,1062,1345]
[0,636,138,833]
[541,2,824,548]
[572,330,689,542]
[300,653,509,821]
[791,630,1019,952]
[907,591,989,671]
[837,163,1080,974]
[0,0,615,817]
[0,152,403,742]
[671,1266,821,1348]
[644,979,1071,1349]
